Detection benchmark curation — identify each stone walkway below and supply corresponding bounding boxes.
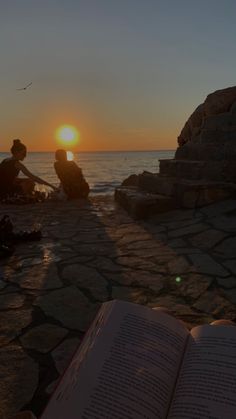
[1,196,236,418]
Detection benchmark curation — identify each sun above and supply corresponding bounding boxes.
[56,125,80,147]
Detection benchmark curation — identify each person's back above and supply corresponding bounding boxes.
[54,150,90,199]
[0,158,20,197]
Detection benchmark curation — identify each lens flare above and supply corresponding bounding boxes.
[56,125,80,147]
[175,276,182,283]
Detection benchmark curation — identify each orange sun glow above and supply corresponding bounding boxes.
[56,125,80,147]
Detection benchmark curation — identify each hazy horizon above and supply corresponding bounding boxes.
[0,148,175,153]
[1,1,236,152]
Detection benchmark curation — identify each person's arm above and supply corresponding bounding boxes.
[16,162,56,190]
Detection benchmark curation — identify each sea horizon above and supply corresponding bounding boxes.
[0,149,175,195]
[0,149,175,153]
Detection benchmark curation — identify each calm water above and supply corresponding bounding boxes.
[0,150,175,195]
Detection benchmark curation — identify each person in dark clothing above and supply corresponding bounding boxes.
[54,149,90,199]
[0,139,56,198]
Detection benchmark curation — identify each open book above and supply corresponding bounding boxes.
[41,300,236,419]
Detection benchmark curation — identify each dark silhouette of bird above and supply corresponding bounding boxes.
[17,82,32,91]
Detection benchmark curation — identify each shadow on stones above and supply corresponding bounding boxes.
[133,203,236,326]
[1,197,236,417]
[0,197,141,417]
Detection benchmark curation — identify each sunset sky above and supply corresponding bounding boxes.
[1,0,236,152]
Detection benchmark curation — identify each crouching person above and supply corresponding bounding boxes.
[54,150,90,199]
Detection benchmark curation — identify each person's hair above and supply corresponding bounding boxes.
[11,139,26,155]
[55,149,67,161]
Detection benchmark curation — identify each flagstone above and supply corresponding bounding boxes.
[20,324,68,353]
[168,256,190,275]
[214,237,236,258]
[52,338,81,375]
[193,291,235,318]
[0,293,25,309]
[62,264,108,301]
[115,256,164,271]
[0,195,236,418]
[34,286,98,331]
[223,289,236,305]
[168,223,208,238]
[112,286,149,304]
[216,276,236,289]
[173,274,212,299]
[190,229,228,249]
[222,260,236,275]
[189,254,229,277]
[8,264,63,290]
[0,345,38,418]
[0,310,32,346]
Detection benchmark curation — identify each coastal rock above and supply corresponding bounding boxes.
[115,89,236,216]
[115,186,176,218]
[121,174,139,187]
[177,104,205,146]
[205,86,236,116]
[177,86,236,147]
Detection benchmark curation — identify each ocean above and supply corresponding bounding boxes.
[0,150,175,195]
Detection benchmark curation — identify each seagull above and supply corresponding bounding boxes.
[17,82,32,91]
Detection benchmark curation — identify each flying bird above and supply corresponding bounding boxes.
[17,82,32,91]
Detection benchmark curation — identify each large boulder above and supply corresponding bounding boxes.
[205,86,236,117]
[177,86,236,157]
[115,86,236,217]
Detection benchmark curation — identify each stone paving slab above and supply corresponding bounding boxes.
[0,196,236,417]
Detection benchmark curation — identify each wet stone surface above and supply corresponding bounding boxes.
[0,196,236,417]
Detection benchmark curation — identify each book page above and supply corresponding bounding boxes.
[41,300,189,419]
[168,325,236,419]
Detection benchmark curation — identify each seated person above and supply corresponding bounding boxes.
[0,139,56,198]
[54,149,90,199]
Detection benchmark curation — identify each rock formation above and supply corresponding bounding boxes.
[176,86,236,159]
[115,86,236,218]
